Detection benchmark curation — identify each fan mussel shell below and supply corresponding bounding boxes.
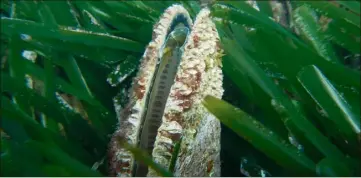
[109,4,224,177]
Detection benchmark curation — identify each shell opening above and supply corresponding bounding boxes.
[134,18,190,177]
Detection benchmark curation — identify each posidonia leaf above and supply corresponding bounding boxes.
[1,17,145,53]
[293,5,340,64]
[78,9,108,34]
[1,72,107,160]
[44,58,57,102]
[336,1,360,15]
[26,140,103,177]
[202,95,316,176]
[72,1,134,33]
[1,116,29,143]
[250,25,360,89]
[255,1,273,18]
[1,138,45,176]
[36,1,57,26]
[40,1,79,27]
[326,19,360,54]
[214,21,347,164]
[106,55,139,87]
[10,1,40,20]
[212,3,360,90]
[183,1,201,16]
[297,65,360,144]
[7,37,33,116]
[59,55,94,99]
[21,36,128,65]
[42,164,72,177]
[2,1,360,176]
[302,1,360,28]
[1,97,53,143]
[316,157,353,176]
[211,2,307,48]
[19,59,96,105]
[215,22,289,139]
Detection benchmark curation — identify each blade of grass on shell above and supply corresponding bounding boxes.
[115,137,174,177]
[202,95,316,176]
[293,5,340,64]
[1,17,145,53]
[297,65,360,144]
[168,138,182,173]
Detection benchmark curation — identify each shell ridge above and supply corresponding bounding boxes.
[108,4,193,177]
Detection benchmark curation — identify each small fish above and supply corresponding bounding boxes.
[135,24,189,176]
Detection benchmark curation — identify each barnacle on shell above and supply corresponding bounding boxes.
[108,4,224,177]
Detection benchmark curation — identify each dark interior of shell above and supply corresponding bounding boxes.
[133,14,191,177]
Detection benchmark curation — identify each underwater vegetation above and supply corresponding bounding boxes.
[0,0,360,177]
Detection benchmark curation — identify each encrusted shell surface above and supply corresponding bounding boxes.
[108,5,192,177]
[149,8,223,177]
[108,4,223,177]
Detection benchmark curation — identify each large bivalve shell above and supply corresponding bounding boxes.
[108,4,224,177]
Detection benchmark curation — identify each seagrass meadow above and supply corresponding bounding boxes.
[0,0,360,177]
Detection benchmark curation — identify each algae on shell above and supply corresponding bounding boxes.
[108,4,224,177]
